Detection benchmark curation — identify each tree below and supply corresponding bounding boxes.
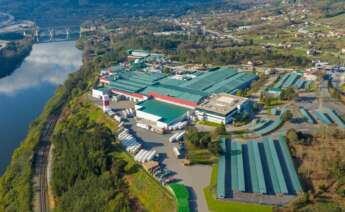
[215,123,226,136]
[208,140,221,156]
[286,128,299,143]
[281,110,293,122]
[280,87,297,100]
[185,126,200,146]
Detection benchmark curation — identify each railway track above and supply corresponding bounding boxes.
[38,144,49,212]
[34,118,57,212]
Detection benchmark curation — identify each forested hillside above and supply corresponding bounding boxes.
[0,39,32,79]
[0,0,266,27]
[51,101,133,211]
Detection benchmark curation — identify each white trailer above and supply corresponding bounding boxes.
[140,151,152,163]
[146,150,157,162]
[173,147,181,159]
[175,131,185,141]
[134,150,145,161]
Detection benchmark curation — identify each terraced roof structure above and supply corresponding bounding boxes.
[276,135,303,194]
[249,120,272,132]
[273,73,290,89]
[315,110,332,125]
[217,137,302,202]
[273,72,312,90]
[254,117,283,136]
[247,141,267,194]
[204,72,258,94]
[137,99,189,124]
[182,68,238,91]
[159,77,186,86]
[281,72,301,89]
[262,137,288,194]
[180,67,258,94]
[141,84,208,103]
[217,138,226,199]
[299,107,316,124]
[229,141,245,192]
[324,108,345,128]
[294,78,306,89]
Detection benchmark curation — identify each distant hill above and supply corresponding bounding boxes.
[0,0,264,27]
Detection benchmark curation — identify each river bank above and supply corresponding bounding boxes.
[0,41,85,211]
[0,39,32,78]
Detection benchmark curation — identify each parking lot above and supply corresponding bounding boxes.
[130,123,212,212]
[90,95,212,212]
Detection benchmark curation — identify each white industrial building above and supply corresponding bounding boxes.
[195,93,249,124]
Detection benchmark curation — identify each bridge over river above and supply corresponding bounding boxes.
[23,26,81,43]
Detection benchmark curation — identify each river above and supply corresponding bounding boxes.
[0,41,82,174]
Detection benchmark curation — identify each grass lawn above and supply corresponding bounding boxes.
[198,120,222,128]
[85,101,119,133]
[185,141,217,165]
[118,152,176,212]
[203,164,273,212]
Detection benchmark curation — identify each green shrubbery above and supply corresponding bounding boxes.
[51,104,132,211]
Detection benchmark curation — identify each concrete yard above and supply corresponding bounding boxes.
[90,95,213,212]
[130,124,212,212]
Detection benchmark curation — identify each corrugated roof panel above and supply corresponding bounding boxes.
[263,137,288,194]
[277,135,303,193]
[315,111,332,125]
[230,141,245,192]
[248,141,267,194]
[217,138,226,198]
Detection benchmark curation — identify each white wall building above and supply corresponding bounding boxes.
[195,93,249,124]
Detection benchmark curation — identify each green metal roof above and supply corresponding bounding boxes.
[217,138,226,199]
[140,84,207,103]
[229,141,245,192]
[182,67,238,91]
[277,135,303,193]
[159,77,186,86]
[137,99,189,124]
[263,137,288,194]
[247,141,267,194]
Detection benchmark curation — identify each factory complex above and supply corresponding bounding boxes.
[93,51,258,132]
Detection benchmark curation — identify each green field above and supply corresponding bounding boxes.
[168,183,190,212]
[203,164,273,212]
[119,152,176,212]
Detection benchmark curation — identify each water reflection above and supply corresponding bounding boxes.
[0,41,82,95]
[0,41,82,174]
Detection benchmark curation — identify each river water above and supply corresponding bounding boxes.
[0,41,82,174]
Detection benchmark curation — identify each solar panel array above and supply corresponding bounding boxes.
[217,137,302,199]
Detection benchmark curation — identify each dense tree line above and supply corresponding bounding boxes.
[185,124,227,155]
[0,39,32,78]
[171,47,311,67]
[52,107,132,211]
